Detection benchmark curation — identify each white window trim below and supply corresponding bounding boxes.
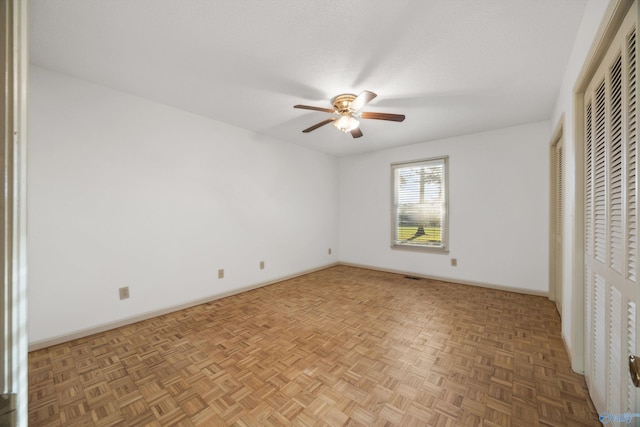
[391,156,449,253]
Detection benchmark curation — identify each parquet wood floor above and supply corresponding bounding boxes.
[29,265,601,426]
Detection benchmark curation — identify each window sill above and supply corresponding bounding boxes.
[390,244,449,254]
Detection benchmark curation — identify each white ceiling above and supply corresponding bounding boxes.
[29,0,588,157]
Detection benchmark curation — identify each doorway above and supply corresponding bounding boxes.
[550,129,564,314]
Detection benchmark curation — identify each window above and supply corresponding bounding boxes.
[392,156,448,251]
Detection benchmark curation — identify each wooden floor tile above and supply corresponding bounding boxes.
[29,265,601,426]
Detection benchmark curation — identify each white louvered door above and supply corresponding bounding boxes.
[555,140,564,313]
[583,3,639,415]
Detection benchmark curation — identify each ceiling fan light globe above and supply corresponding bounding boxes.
[333,115,360,133]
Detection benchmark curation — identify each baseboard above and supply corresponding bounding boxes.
[30,261,548,351]
[28,263,339,352]
[337,262,549,297]
[561,332,584,375]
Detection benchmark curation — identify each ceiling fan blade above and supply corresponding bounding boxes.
[350,128,363,138]
[294,105,336,114]
[361,111,406,122]
[350,90,377,112]
[302,118,336,133]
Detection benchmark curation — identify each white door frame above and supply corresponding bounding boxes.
[1,0,28,426]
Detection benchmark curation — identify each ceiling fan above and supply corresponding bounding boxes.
[294,90,405,138]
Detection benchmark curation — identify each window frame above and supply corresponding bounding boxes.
[390,156,449,253]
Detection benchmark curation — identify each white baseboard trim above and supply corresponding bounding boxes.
[561,332,582,375]
[337,262,549,297]
[28,263,339,352]
[30,262,549,351]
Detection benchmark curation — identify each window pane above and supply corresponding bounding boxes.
[392,157,448,251]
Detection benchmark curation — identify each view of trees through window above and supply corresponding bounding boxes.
[393,157,447,250]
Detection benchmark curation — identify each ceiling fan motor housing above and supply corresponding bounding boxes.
[331,94,357,113]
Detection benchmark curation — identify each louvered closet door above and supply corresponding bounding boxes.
[555,140,564,313]
[583,3,638,415]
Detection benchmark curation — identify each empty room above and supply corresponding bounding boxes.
[2,0,638,426]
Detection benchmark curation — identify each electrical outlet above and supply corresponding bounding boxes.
[119,286,129,300]
[451,258,458,267]
[328,248,332,255]
[260,261,265,270]
[218,269,224,279]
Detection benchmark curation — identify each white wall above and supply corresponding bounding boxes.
[550,0,613,372]
[30,0,611,350]
[339,121,550,294]
[28,66,339,345]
